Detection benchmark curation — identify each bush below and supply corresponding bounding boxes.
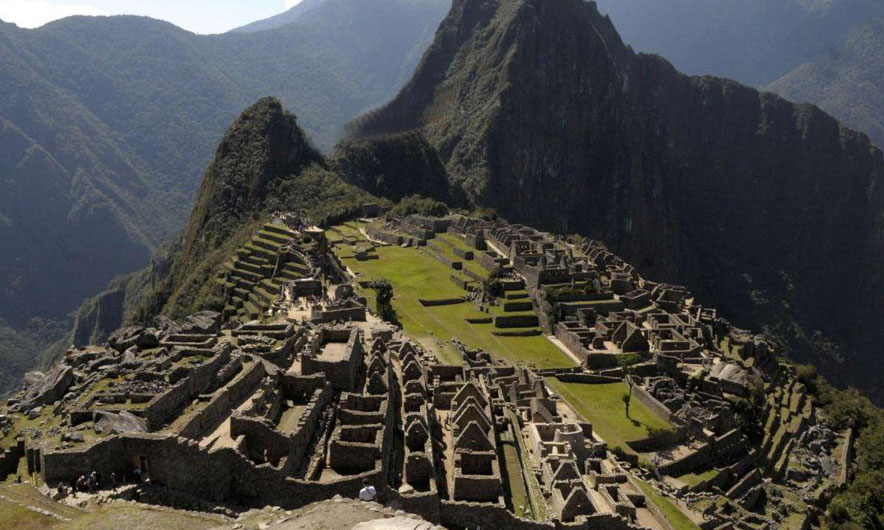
[368,278,397,323]
[387,194,449,217]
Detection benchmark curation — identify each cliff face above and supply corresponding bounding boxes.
[348,0,884,397]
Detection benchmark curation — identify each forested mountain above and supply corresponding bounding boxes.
[232,0,330,33]
[769,17,884,150]
[347,0,884,400]
[0,0,449,393]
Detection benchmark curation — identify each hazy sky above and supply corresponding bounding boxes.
[0,0,304,34]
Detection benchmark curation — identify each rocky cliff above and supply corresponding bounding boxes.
[347,0,884,398]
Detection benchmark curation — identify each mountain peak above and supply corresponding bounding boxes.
[182,97,322,260]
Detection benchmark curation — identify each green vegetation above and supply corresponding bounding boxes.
[501,443,529,518]
[387,195,450,218]
[676,467,719,487]
[0,318,67,394]
[338,238,575,369]
[791,363,884,529]
[368,278,397,323]
[546,380,674,453]
[633,478,700,530]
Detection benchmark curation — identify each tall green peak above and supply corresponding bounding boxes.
[182,97,324,261]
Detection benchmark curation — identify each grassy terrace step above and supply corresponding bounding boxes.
[234,260,273,277]
[252,237,282,252]
[244,243,276,261]
[229,266,264,284]
[505,290,530,300]
[232,277,257,291]
[233,287,250,300]
[259,279,279,292]
[282,261,311,275]
[275,269,303,282]
[243,301,262,320]
[262,223,298,237]
[258,229,294,245]
[239,251,271,267]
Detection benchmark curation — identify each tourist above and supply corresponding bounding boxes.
[358,479,376,502]
[110,472,117,490]
[133,467,142,483]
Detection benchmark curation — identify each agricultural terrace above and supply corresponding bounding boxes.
[329,223,576,369]
[546,380,675,454]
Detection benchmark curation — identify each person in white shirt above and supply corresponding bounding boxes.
[358,479,377,502]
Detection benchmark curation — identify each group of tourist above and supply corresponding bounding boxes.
[56,467,144,499]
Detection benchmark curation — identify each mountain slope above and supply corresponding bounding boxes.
[0,0,447,393]
[347,0,884,399]
[768,17,884,150]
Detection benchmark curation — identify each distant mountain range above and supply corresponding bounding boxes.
[769,17,884,150]
[591,0,884,149]
[0,0,450,392]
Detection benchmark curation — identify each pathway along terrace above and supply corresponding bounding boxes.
[0,211,849,530]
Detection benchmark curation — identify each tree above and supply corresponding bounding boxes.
[368,278,396,323]
[622,368,635,418]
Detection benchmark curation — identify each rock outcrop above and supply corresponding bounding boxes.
[21,364,73,409]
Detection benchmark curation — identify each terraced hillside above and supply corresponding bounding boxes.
[761,372,814,479]
[219,222,318,322]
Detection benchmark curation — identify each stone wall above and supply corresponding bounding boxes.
[0,438,24,480]
[142,349,230,431]
[313,305,366,323]
[179,360,266,439]
[659,443,713,477]
[425,247,462,270]
[364,225,403,246]
[41,432,387,509]
[477,251,507,272]
[418,298,466,307]
[631,383,676,424]
[450,275,475,291]
[231,415,292,466]
[555,374,622,384]
[494,315,539,328]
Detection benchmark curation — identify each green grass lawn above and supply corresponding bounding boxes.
[545,380,674,453]
[434,233,488,279]
[634,479,700,530]
[337,238,575,369]
[502,443,529,518]
[676,467,719,487]
[326,221,364,242]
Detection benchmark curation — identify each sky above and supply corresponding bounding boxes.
[0,0,304,34]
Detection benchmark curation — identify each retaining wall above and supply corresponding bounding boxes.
[179,360,266,439]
